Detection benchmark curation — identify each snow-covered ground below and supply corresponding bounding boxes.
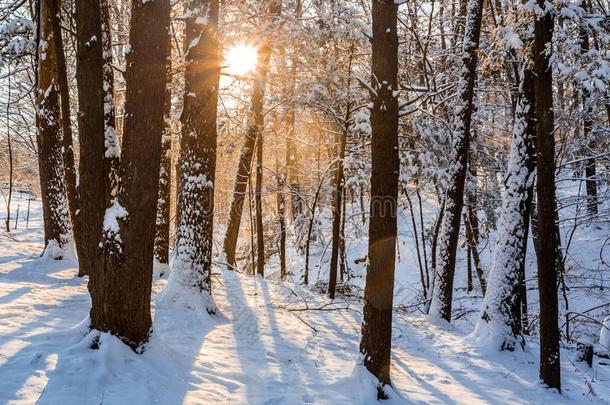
[1,193,609,404]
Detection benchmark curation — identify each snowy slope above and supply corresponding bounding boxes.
[1,195,609,404]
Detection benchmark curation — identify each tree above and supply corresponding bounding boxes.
[154,4,174,268]
[89,0,171,348]
[359,0,399,391]
[223,0,281,270]
[154,111,172,266]
[75,0,110,323]
[429,0,484,322]
[579,24,597,217]
[170,0,220,294]
[474,59,536,351]
[50,0,83,268]
[328,45,355,299]
[532,0,561,391]
[36,0,72,258]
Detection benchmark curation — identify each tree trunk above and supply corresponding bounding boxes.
[37,0,72,257]
[464,209,486,294]
[286,0,302,221]
[5,65,13,234]
[101,0,120,206]
[329,45,355,299]
[255,129,265,276]
[154,123,172,266]
[170,0,220,294]
[475,61,536,351]
[532,1,561,390]
[50,0,83,268]
[429,0,484,321]
[360,0,399,390]
[328,128,348,298]
[75,0,110,324]
[223,1,281,268]
[579,26,597,217]
[275,155,287,280]
[92,0,171,348]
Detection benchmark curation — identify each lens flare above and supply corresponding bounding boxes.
[225,45,258,76]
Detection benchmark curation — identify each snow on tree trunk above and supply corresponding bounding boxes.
[154,25,173,269]
[37,0,72,260]
[473,63,536,351]
[101,0,120,207]
[429,0,484,322]
[359,0,399,390]
[166,0,220,299]
[50,0,82,267]
[154,126,172,267]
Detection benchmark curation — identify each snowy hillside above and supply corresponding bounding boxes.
[1,195,609,404]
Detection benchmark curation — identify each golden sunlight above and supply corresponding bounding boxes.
[225,45,258,76]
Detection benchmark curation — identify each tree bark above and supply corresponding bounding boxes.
[429,0,484,321]
[464,209,486,294]
[275,155,287,280]
[50,0,83,267]
[37,0,72,257]
[75,0,110,324]
[93,0,171,348]
[533,1,561,390]
[360,0,399,390]
[154,13,173,267]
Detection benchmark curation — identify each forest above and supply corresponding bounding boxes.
[0,0,609,403]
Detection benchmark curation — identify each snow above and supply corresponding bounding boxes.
[601,316,610,351]
[1,194,609,403]
[103,200,128,234]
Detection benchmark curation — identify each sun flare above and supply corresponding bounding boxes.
[225,45,258,76]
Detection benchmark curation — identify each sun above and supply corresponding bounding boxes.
[225,45,258,76]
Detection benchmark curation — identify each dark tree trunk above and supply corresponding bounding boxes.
[92,0,171,348]
[255,129,265,276]
[37,0,71,257]
[223,1,281,268]
[360,0,399,390]
[466,244,473,292]
[276,156,287,280]
[329,46,354,299]
[172,0,220,293]
[533,2,561,390]
[5,65,13,234]
[76,0,109,324]
[339,186,348,281]
[50,0,83,267]
[579,26,597,217]
[429,0,484,321]
[464,210,485,294]
[431,199,445,273]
